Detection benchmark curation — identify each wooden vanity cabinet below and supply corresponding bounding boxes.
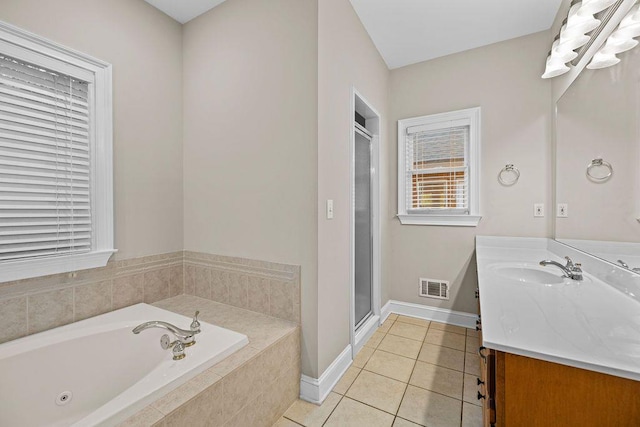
[476,292,640,426]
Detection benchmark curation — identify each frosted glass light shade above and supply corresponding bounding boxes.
[587,51,620,69]
[601,33,639,54]
[552,39,579,62]
[566,3,601,34]
[556,24,591,55]
[542,54,570,78]
[619,4,640,27]
[578,0,618,16]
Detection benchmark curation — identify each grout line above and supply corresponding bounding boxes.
[321,392,345,427]
[281,415,305,426]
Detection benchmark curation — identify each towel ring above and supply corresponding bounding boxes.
[586,158,613,182]
[498,164,520,186]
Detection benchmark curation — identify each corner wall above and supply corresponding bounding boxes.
[0,0,185,260]
[181,0,319,376]
[387,31,553,315]
[317,0,390,375]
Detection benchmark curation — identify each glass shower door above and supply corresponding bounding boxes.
[354,130,372,329]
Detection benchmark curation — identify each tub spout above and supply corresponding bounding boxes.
[133,321,197,346]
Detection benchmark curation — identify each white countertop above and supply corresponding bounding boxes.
[476,236,640,382]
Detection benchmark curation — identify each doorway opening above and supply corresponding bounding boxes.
[350,88,381,356]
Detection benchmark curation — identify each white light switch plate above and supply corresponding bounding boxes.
[534,203,544,217]
[326,199,334,219]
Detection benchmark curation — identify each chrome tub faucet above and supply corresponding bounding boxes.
[132,311,201,360]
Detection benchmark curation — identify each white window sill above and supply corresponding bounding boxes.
[397,214,482,227]
[0,250,117,283]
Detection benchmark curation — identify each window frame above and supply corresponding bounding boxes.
[397,107,481,226]
[0,21,114,282]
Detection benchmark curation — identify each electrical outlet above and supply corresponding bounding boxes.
[557,203,568,218]
[534,203,545,217]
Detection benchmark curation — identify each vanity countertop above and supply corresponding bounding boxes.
[476,236,640,382]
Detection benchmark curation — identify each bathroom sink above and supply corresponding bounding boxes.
[488,264,565,285]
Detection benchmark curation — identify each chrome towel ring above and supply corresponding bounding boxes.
[586,158,613,182]
[498,164,520,186]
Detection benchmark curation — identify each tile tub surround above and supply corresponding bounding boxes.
[275,315,482,427]
[0,250,301,344]
[184,251,301,324]
[119,295,301,427]
[0,251,184,343]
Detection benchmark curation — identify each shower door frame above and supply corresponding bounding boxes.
[349,87,381,357]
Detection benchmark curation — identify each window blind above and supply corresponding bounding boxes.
[0,54,92,261]
[405,124,469,213]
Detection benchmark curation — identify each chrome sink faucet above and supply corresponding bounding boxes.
[539,256,583,281]
[132,311,201,360]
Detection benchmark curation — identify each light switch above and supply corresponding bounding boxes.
[534,203,544,218]
[326,199,334,219]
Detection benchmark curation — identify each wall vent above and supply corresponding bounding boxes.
[419,278,450,300]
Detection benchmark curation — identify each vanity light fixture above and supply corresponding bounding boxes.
[542,0,622,78]
[587,3,640,69]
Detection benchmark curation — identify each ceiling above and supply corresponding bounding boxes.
[350,0,563,69]
[144,0,562,68]
[144,0,227,24]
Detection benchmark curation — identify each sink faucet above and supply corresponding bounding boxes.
[132,311,201,360]
[539,256,583,281]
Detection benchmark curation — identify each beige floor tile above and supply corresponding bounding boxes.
[465,336,478,354]
[387,313,399,321]
[417,343,465,372]
[353,345,375,368]
[388,322,427,342]
[425,329,466,351]
[272,417,302,427]
[462,402,483,427]
[393,418,423,427]
[378,334,422,359]
[464,354,481,376]
[378,318,395,333]
[398,385,462,427]
[365,330,386,349]
[346,370,407,415]
[396,315,430,328]
[333,366,361,395]
[283,392,341,427]
[324,397,394,427]
[463,373,481,406]
[364,350,416,383]
[409,361,463,400]
[429,322,467,336]
[466,328,479,338]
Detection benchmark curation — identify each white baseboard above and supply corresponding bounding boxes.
[299,345,352,404]
[381,300,477,328]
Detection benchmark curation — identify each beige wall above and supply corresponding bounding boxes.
[387,32,553,314]
[317,0,390,375]
[556,49,640,242]
[181,0,319,376]
[0,0,184,260]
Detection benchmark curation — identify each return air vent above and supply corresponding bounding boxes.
[419,278,450,300]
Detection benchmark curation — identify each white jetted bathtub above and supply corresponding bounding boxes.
[0,303,248,426]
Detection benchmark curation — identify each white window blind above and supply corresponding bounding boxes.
[406,124,469,214]
[0,54,92,261]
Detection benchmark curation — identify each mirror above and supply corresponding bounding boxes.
[555,47,640,272]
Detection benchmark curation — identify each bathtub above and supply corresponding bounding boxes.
[0,303,248,427]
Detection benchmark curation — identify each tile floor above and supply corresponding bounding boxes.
[273,314,483,427]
